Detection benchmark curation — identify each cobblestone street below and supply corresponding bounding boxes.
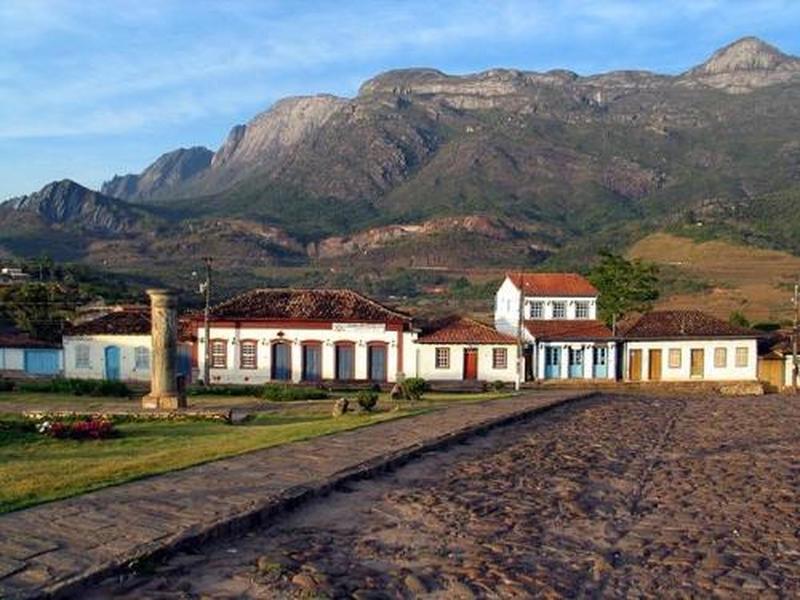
[91,394,800,599]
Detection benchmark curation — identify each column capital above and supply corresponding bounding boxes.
[146,288,178,308]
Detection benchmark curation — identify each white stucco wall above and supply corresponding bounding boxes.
[415,343,518,383]
[64,335,152,382]
[623,339,758,382]
[0,348,25,371]
[197,323,416,385]
[494,277,521,335]
[784,355,796,389]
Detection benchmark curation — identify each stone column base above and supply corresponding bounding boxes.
[142,393,187,410]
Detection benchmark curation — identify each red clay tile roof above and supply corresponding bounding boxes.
[67,311,151,336]
[524,319,613,341]
[209,288,411,323]
[507,272,598,297]
[417,316,516,344]
[621,310,760,339]
[66,310,196,341]
[0,332,60,349]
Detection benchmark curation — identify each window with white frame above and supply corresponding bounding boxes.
[552,302,566,319]
[210,339,227,369]
[668,348,681,369]
[134,346,150,370]
[75,344,90,369]
[435,347,450,369]
[492,347,508,369]
[530,301,544,319]
[240,340,258,369]
[575,302,590,319]
[714,347,727,368]
[735,346,749,367]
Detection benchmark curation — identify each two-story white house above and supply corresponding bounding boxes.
[495,272,616,381]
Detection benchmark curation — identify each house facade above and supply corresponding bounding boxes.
[195,289,417,385]
[415,316,518,383]
[495,273,616,381]
[63,310,193,383]
[0,331,62,377]
[620,311,759,382]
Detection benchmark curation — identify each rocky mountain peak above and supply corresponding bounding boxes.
[4,179,139,232]
[101,146,213,202]
[681,37,800,93]
[689,37,795,75]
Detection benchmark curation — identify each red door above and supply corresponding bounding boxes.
[463,348,478,380]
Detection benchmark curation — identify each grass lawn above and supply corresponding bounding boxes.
[0,409,420,514]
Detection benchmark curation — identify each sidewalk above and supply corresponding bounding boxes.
[0,391,590,599]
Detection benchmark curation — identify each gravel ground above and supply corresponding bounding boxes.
[89,394,800,599]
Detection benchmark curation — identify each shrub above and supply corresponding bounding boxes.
[0,379,15,392]
[402,377,428,401]
[38,417,117,440]
[17,378,131,397]
[262,384,329,402]
[356,389,378,412]
[187,384,259,397]
[491,380,506,392]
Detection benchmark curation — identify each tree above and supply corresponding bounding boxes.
[729,310,750,328]
[0,283,72,341]
[588,251,659,334]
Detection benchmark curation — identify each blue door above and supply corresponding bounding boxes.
[104,346,121,380]
[24,350,60,375]
[593,347,608,379]
[368,345,387,382]
[271,343,291,381]
[544,347,561,379]
[568,348,584,378]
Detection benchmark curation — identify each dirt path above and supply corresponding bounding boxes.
[89,394,800,599]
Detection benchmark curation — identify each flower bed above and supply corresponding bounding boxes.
[37,417,117,440]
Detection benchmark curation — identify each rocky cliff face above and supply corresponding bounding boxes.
[4,180,141,233]
[6,37,800,279]
[102,146,213,201]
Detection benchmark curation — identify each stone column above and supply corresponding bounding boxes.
[142,289,187,410]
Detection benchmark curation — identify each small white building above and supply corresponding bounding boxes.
[0,331,62,377]
[195,288,417,385]
[415,316,518,383]
[63,310,193,383]
[495,272,616,380]
[620,310,759,382]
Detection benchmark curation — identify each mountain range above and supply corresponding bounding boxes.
[3,36,800,294]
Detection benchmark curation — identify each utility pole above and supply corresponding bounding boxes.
[516,271,525,391]
[793,282,799,394]
[201,257,213,387]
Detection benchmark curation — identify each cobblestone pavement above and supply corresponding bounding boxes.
[0,391,580,599]
[89,394,800,599]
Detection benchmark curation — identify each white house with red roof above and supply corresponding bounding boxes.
[415,316,518,383]
[195,289,417,385]
[494,273,617,381]
[63,309,194,383]
[619,311,759,382]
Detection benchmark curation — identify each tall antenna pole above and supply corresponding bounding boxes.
[202,256,213,387]
[516,271,525,391]
[793,282,798,394]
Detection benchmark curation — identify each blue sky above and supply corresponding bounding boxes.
[1,0,799,199]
